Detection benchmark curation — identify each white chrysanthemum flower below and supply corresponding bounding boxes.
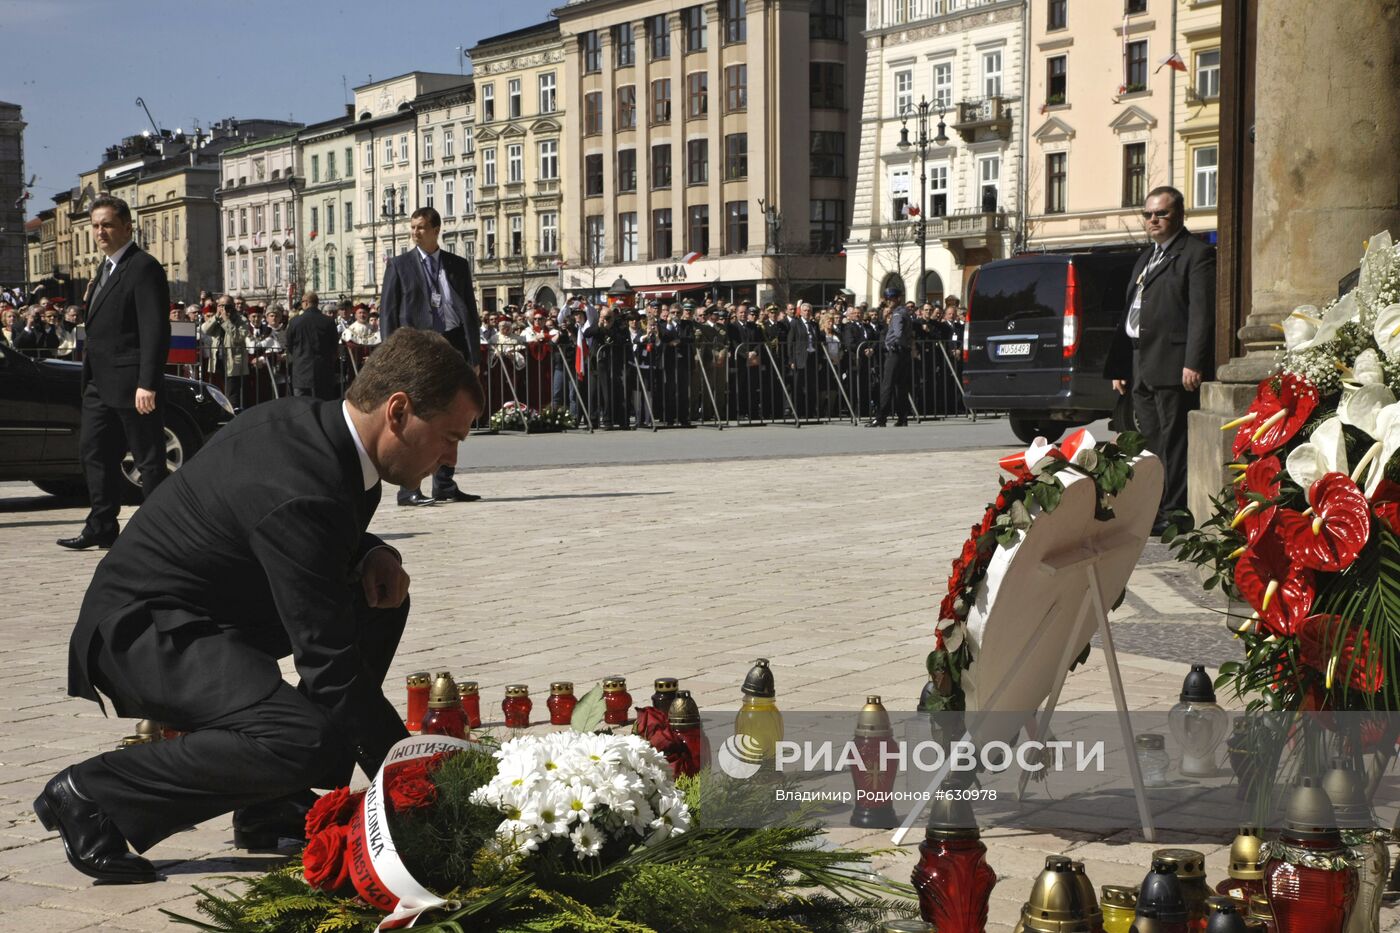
[571,821,604,857]
[562,779,599,823]
[536,784,574,837]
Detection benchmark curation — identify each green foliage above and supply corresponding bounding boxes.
[394,745,511,893]
[571,684,607,732]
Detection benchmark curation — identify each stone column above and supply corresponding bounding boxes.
[1187,0,1400,521]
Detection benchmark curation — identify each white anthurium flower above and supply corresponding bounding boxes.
[1339,383,1396,438]
[937,616,966,653]
[1281,304,1321,352]
[1350,348,1385,386]
[1362,402,1400,496]
[1360,231,1395,296]
[1372,303,1400,360]
[1290,293,1358,353]
[1285,417,1348,490]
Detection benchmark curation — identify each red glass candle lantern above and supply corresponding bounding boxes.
[602,675,632,726]
[651,677,679,711]
[419,672,467,739]
[850,696,898,827]
[405,671,431,732]
[911,791,996,933]
[1263,778,1357,933]
[502,684,532,728]
[547,681,577,726]
[667,689,710,771]
[458,678,481,729]
[1215,828,1266,909]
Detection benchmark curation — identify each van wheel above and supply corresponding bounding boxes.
[1009,416,1063,445]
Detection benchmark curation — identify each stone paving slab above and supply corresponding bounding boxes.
[0,445,1396,930]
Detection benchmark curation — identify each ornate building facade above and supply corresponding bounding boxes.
[298,113,358,305]
[218,130,303,305]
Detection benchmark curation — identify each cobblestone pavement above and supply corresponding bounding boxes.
[0,444,1395,931]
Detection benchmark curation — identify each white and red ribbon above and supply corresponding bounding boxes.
[998,428,1097,480]
[346,734,476,931]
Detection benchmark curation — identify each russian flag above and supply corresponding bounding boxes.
[682,250,703,265]
[168,321,199,364]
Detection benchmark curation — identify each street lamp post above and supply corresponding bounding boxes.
[896,96,948,304]
[382,194,405,268]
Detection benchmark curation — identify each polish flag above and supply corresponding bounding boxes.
[1156,52,1187,73]
[682,250,703,264]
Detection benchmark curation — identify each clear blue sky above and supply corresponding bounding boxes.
[2,0,561,207]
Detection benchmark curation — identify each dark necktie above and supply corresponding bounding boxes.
[91,258,114,302]
[422,253,445,331]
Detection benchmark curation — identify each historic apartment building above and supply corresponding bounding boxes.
[1023,0,1176,249]
[1173,0,1221,240]
[218,129,304,305]
[0,101,24,286]
[468,22,566,312]
[553,0,866,306]
[296,113,358,305]
[414,80,482,300]
[846,0,1024,305]
[351,72,467,302]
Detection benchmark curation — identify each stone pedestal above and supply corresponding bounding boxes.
[1188,0,1400,520]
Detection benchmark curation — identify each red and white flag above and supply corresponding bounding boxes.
[1156,52,1187,73]
[681,250,703,265]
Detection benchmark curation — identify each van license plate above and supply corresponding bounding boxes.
[997,342,1032,357]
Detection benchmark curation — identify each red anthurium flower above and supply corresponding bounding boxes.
[1234,528,1316,637]
[1297,614,1385,694]
[1229,373,1320,458]
[1234,455,1282,545]
[1274,473,1371,571]
[1371,479,1400,534]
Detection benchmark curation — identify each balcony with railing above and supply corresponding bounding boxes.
[953,96,1013,142]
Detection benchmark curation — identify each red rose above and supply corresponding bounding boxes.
[304,787,363,838]
[388,777,438,812]
[633,706,671,740]
[302,824,352,892]
[959,537,979,566]
[387,759,433,785]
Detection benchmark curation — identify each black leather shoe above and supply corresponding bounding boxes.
[1151,519,1170,537]
[34,769,160,884]
[435,490,482,503]
[232,791,316,851]
[397,492,437,507]
[57,531,117,550]
[895,420,909,427]
[863,420,886,428]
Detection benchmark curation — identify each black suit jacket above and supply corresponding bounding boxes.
[286,307,340,399]
[68,398,406,772]
[82,244,171,408]
[1118,229,1217,388]
[379,248,480,366]
[787,317,819,368]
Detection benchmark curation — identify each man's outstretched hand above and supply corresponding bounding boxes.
[361,548,410,608]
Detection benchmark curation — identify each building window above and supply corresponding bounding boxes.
[582,31,601,73]
[618,212,638,261]
[617,85,637,129]
[614,23,635,67]
[649,13,670,59]
[464,129,473,155]
[345,200,352,229]
[724,0,747,43]
[1196,49,1221,100]
[507,79,522,119]
[1047,56,1067,105]
[272,202,281,230]
[929,164,948,217]
[311,154,320,182]
[444,128,455,158]
[365,142,374,169]
[652,143,672,188]
[272,254,281,285]
[482,83,495,121]
[539,72,557,113]
[366,190,374,225]
[725,64,747,112]
[895,69,913,116]
[346,254,353,289]
[424,180,435,208]
[346,146,353,174]
[982,50,1003,98]
[423,132,434,162]
[979,156,1000,212]
[484,217,497,258]
[724,133,747,180]
[227,210,234,237]
[687,139,709,184]
[463,174,474,214]
[1126,0,1147,12]
[509,214,523,256]
[889,167,911,221]
[618,149,638,192]
[687,72,708,117]
[586,154,604,196]
[366,250,375,284]
[398,135,408,162]
[933,62,953,109]
[1194,146,1219,208]
[810,199,844,252]
[1046,152,1067,214]
[651,79,672,123]
[540,211,559,254]
[398,186,407,214]
[683,6,707,52]
[326,202,335,234]
[810,0,846,40]
[239,208,248,235]
[1126,40,1148,91]
[507,144,523,184]
[328,254,337,291]
[584,92,603,134]
[687,205,709,255]
[651,209,673,259]
[539,139,558,180]
[255,255,266,288]
[1048,0,1067,29]
[810,62,844,109]
[586,215,605,263]
[483,148,497,186]
[810,131,845,177]
[445,177,455,216]
[725,201,748,254]
[1122,142,1147,207]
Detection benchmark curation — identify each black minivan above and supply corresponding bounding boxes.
[961,249,1139,443]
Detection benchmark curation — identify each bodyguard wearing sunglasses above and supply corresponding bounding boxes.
[1112,185,1216,536]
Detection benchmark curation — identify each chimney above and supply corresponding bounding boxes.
[345,103,355,118]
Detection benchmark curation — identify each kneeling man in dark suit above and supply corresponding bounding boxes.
[37,328,483,883]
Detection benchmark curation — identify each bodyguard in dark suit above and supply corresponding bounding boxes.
[1113,185,1216,533]
[59,196,171,551]
[37,330,484,883]
[379,207,482,506]
[285,291,341,400]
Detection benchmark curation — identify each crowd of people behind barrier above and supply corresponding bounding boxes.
[0,286,970,431]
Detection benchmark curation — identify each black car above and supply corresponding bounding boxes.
[0,343,236,499]
[962,250,1138,443]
